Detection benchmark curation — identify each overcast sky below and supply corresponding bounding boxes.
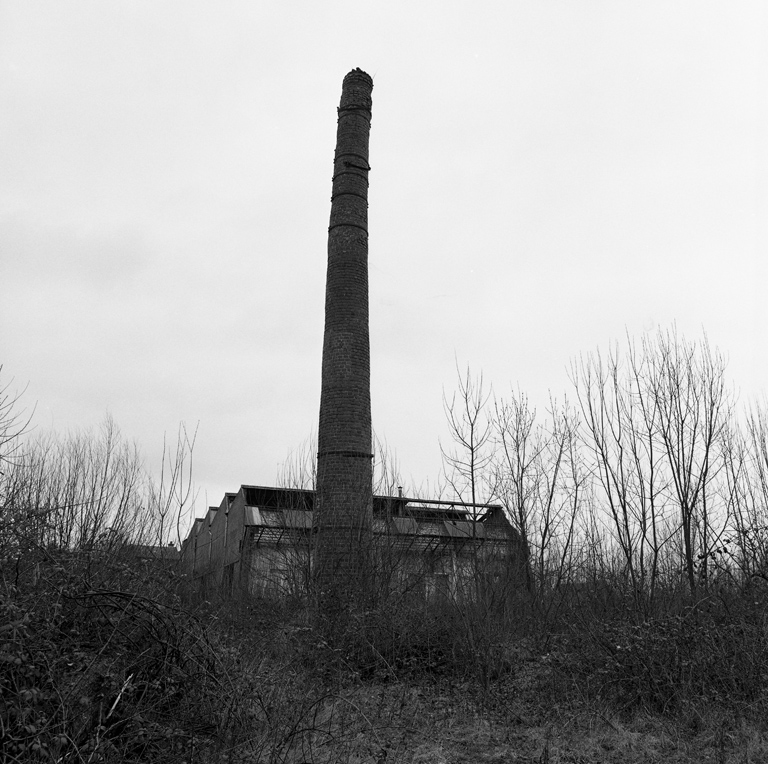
[2,2,766,519]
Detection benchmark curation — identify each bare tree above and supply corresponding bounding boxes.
[5,416,148,551]
[645,330,731,594]
[441,365,495,510]
[493,389,539,549]
[493,391,584,597]
[373,433,405,497]
[721,401,768,581]
[0,367,33,473]
[150,422,198,548]
[277,431,318,491]
[276,430,405,497]
[571,340,672,606]
[572,329,732,600]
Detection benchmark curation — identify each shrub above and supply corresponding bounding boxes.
[554,598,768,715]
[0,558,222,763]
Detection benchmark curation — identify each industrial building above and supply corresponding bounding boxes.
[180,485,522,600]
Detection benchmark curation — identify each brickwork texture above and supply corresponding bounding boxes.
[315,69,375,605]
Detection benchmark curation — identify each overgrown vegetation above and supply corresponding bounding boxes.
[4,329,768,762]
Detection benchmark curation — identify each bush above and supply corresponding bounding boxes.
[0,557,223,763]
[552,595,768,715]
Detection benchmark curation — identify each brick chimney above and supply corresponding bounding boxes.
[314,69,374,605]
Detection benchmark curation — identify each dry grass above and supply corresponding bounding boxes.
[3,553,768,763]
[226,670,768,764]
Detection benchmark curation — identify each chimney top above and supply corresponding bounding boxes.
[339,69,373,114]
[344,68,372,83]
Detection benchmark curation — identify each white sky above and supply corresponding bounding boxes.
[2,2,766,518]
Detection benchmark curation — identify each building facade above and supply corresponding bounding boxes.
[180,485,525,601]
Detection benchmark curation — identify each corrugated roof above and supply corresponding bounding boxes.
[390,517,418,535]
[443,521,485,539]
[258,510,285,527]
[244,507,312,529]
[280,510,313,529]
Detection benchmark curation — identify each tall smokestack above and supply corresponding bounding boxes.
[314,69,374,606]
